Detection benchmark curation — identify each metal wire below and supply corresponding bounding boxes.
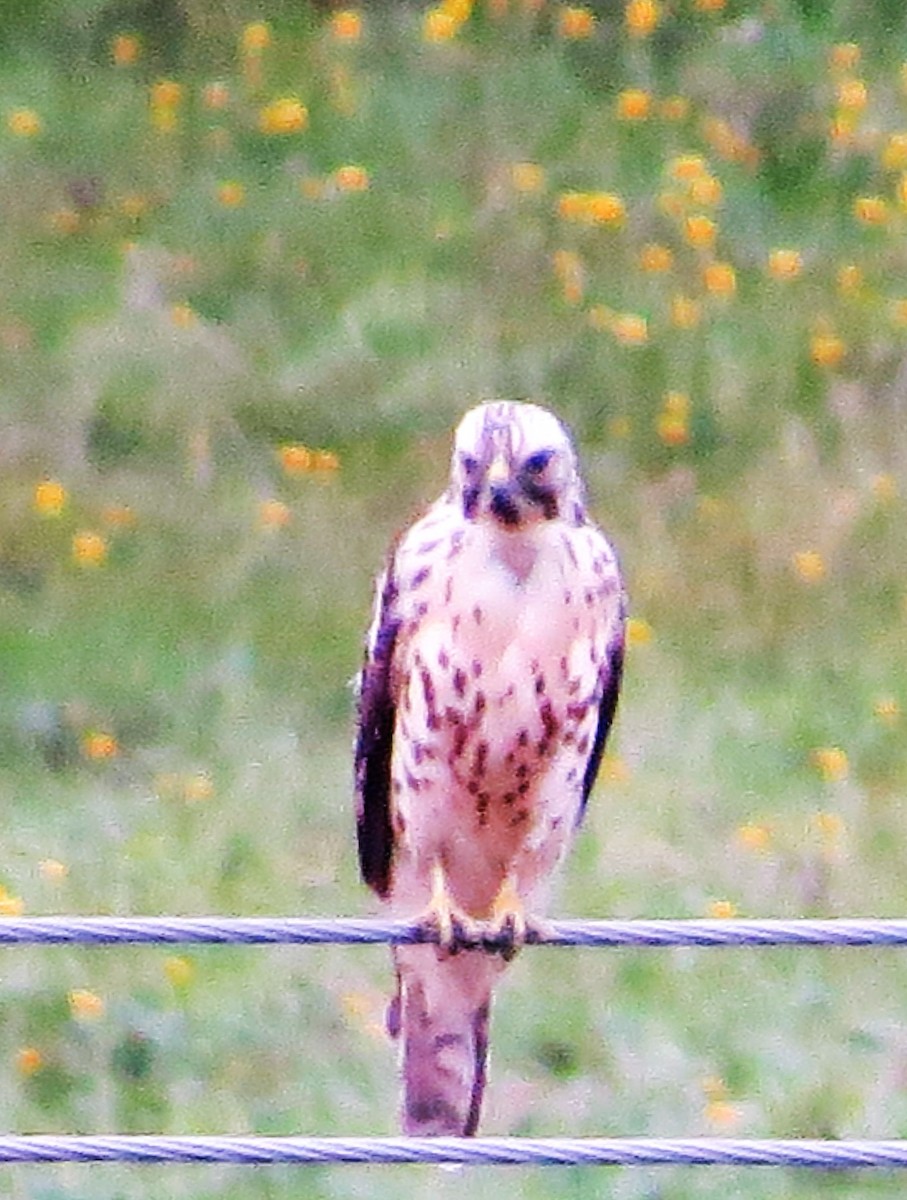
[1,914,907,946]
[5,914,907,1170]
[0,1135,905,1167]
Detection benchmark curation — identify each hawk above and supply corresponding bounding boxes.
[355,400,625,1136]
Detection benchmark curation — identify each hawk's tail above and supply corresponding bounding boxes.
[389,945,501,1136]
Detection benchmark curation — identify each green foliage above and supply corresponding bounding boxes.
[1,1,907,1195]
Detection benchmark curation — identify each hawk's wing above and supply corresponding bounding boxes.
[354,562,400,898]
[578,596,626,824]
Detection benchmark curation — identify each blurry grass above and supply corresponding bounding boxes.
[2,1,907,1197]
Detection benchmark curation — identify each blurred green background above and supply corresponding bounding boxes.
[2,0,907,1195]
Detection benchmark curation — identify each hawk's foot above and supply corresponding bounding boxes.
[420,860,483,953]
[483,876,529,962]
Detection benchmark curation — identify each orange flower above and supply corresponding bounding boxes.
[660,95,690,121]
[810,332,845,368]
[7,108,41,137]
[639,243,673,272]
[72,531,108,567]
[586,192,625,225]
[792,549,826,583]
[511,162,545,192]
[334,164,370,191]
[216,181,245,207]
[616,88,651,120]
[829,43,860,71]
[558,6,595,37]
[703,260,736,296]
[882,133,907,171]
[279,444,313,474]
[34,479,66,517]
[612,313,648,345]
[16,1047,43,1076]
[767,248,802,280]
[626,617,653,645]
[111,33,140,66]
[684,214,717,249]
[853,195,888,225]
[625,0,659,36]
[259,499,291,529]
[423,8,459,41]
[330,10,363,41]
[836,263,863,294]
[670,294,701,328]
[82,732,118,761]
[259,98,308,135]
[241,22,271,54]
[69,989,105,1021]
[836,78,867,112]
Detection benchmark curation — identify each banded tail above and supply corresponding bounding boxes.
[390,945,502,1135]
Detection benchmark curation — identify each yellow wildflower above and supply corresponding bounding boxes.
[586,192,625,225]
[82,732,118,761]
[871,474,898,503]
[241,22,271,54]
[693,0,725,9]
[69,989,105,1021]
[690,173,722,206]
[853,195,888,225]
[334,164,370,191]
[183,772,214,803]
[703,261,736,296]
[558,6,596,37]
[657,391,690,445]
[423,8,459,41]
[837,78,867,112]
[279,444,313,474]
[660,95,690,121]
[34,479,66,517]
[669,154,707,183]
[706,899,737,919]
[792,549,826,583]
[639,243,672,273]
[683,214,717,249]
[38,859,68,883]
[216,181,245,207]
[7,108,41,137]
[810,748,848,782]
[873,697,900,726]
[836,263,862,294]
[330,10,363,41]
[72,531,108,567]
[882,133,907,170]
[736,823,772,853]
[612,313,648,345]
[16,1047,43,1076]
[586,304,612,330]
[809,332,845,368]
[259,499,291,529]
[768,248,802,280]
[829,43,860,71]
[600,754,631,783]
[617,89,651,120]
[670,294,701,328]
[626,617,653,646]
[164,956,194,988]
[202,81,230,110]
[625,0,659,37]
[259,98,308,135]
[0,891,24,916]
[111,34,140,66]
[511,162,545,192]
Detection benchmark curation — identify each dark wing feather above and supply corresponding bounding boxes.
[578,608,626,825]
[354,564,400,898]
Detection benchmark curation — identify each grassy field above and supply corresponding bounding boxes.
[2,0,907,1196]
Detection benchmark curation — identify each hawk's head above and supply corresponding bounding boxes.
[450,401,584,530]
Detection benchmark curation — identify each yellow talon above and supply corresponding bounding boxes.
[423,860,480,951]
[486,875,531,959]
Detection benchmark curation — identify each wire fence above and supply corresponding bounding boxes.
[3,913,907,946]
[5,912,907,1169]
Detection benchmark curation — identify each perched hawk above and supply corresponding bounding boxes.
[355,401,625,1136]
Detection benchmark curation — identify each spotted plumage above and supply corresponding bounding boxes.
[355,400,625,1136]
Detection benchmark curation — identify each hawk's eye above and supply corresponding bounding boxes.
[523,449,553,475]
[460,454,480,475]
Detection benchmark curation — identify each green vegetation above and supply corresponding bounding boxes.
[2,1,907,1195]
